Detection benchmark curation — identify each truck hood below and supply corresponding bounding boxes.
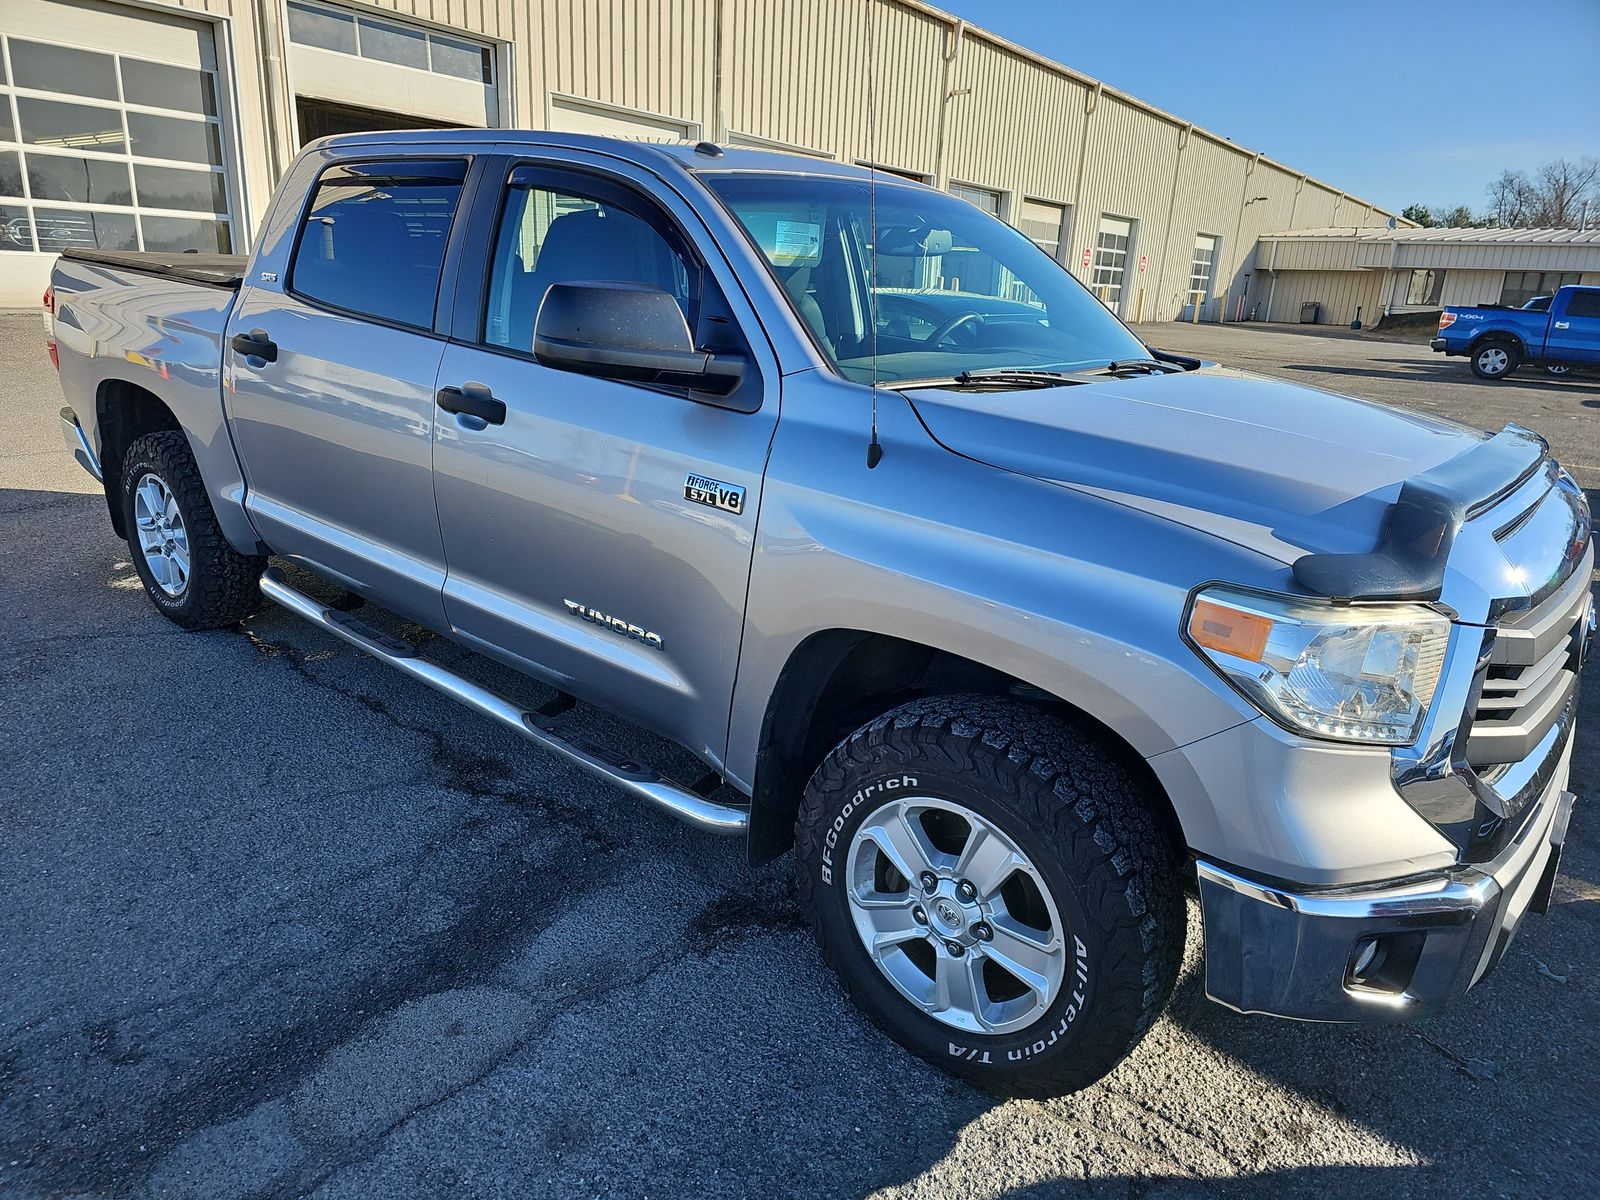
[905,367,1489,564]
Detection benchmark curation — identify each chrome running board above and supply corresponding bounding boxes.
[258,568,749,835]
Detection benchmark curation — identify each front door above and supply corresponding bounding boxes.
[1544,288,1600,365]
[430,154,780,768]
[226,155,470,629]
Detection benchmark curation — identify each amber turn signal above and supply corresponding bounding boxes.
[1188,599,1272,663]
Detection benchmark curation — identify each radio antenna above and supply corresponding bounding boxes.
[865,0,884,469]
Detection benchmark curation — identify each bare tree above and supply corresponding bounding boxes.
[1483,158,1600,227]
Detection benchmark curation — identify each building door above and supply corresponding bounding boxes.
[0,0,238,305]
[285,1,500,146]
[1189,234,1220,320]
[1091,216,1133,312]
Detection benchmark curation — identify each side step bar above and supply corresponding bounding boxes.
[258,568,749,835]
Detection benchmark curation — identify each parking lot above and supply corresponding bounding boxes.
[2,311,1596,1199]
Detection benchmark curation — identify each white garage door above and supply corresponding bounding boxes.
[286,0,501,135]
[0,0,236,273]
[546,94,697,142]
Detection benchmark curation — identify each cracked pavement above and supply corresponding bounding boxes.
[2,311,1597,1198]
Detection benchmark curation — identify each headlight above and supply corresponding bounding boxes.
[1184,586,1451,745]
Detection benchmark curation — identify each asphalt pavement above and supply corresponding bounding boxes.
[2,311,1597,1199]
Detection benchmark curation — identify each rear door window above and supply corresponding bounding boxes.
[289,158,467,329]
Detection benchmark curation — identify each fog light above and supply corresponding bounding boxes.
[1349,938,1382,983]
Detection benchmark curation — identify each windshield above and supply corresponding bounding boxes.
[703,172,1149,385]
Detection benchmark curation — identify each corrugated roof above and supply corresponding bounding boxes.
[1261,226,1600,245]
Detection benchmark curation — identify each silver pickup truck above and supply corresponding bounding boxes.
[49,131,1592,1096]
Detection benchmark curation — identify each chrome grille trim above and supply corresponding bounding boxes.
[1466,549,1591,769]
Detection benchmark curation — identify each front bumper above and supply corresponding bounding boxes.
[1197,778,1575,1022]
[60,406,102,482]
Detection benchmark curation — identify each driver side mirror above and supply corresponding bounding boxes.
[533,281,745,398]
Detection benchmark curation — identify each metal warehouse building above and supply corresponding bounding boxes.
[1253,227,1600,328]
[0,0,1409,311]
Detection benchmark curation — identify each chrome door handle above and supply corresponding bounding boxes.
[1554,321,1570,329]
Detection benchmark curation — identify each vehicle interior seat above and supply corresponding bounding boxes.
[508,206,685,349]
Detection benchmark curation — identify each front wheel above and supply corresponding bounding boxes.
[795,697,1184,1096]
[1470,339,1520,380]
[120,431,265,630]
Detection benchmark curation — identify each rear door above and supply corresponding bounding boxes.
[428,151,780,768]
[1543,288,1600,365]
[225,152,474,629]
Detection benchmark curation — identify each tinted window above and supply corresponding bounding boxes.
[1565,290,1600,319]
[290,159,467,329]
[483,170,692,353]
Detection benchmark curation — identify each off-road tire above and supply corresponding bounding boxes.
[795,695,1184,1096]
[120,431,265,630]
[1470,338,1520,380]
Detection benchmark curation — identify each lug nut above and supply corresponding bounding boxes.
[945,940,965,957]
[973,922,993,942]
[919,871,939,891]
[912,906,928,925]
[956,879,977,901]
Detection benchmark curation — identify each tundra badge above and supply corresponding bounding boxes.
[685,472,745,515]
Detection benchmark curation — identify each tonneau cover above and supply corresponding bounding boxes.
[59,249,247,290]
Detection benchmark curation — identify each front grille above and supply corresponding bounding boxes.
[1466,565,1592,769]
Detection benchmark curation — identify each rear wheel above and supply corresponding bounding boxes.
[1470,339,1520,380]
[795,696,1184,1096]
[120,431,265,630]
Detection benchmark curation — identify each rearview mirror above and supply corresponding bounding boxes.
[533,282,744,396]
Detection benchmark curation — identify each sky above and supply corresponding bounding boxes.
[933,0,1600,214]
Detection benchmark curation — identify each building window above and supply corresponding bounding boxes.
[854,162,930,184]
[1018,198,1068,262]
[1189,234,1219,312]
[1092,215,1133,309]
[949,181,1003,219]
[0,35,233,254]
[287,1,494,84]
[1500,270,1581,309]
[1404,268,1446,307]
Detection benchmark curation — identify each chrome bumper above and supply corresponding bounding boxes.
[60,406,102,481]
[1197,780,1575,1021]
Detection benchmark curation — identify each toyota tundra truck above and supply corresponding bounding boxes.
[48,131,1592,1096]
[1432,284,1600,379]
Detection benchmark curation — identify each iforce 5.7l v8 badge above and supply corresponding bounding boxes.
[684,472,746,515]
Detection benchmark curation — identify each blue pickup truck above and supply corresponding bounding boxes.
[1432,284,1600,379]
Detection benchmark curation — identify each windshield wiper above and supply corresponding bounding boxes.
[951,369,1080,389]
[1100,359,1177,376]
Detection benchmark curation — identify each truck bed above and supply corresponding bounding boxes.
[59,249,247,290]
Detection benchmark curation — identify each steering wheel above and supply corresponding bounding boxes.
[925,309,985,346]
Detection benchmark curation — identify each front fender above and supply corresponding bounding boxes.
[726,384,1275,809]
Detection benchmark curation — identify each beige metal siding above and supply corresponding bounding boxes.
[1262,269,1386,327]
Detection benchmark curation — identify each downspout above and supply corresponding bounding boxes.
[1154,123,1191,321]
[254,0,292,180]
[713,0,730,141]
[1228,153,1259,316]
[1069,82,1102,280]
[933,19,965,189]
[1264,238,1278,321]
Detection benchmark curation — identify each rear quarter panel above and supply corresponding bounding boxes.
[52,257,262,553]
